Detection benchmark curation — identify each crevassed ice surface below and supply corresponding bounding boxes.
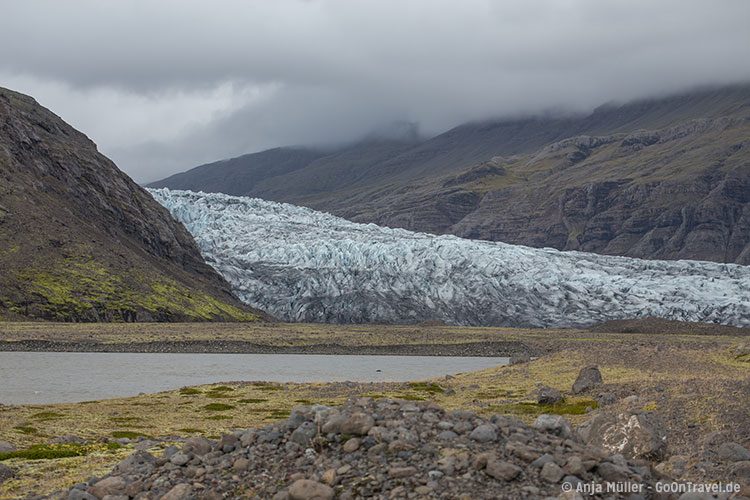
[148,188,750,328]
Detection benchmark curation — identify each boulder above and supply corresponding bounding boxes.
[161,483,192,500]
[113,450,156,475]
[288,479,334,500]
[290,422,318,446]
[572,366,603,394]
[183,436,212,455]
[578,411,666,460]
[339,413,374,436]
[0,441,15,453]
[88,476,127,498]
[485,460,522,481]
[718,442,750,462]
[533,414,573,439]
[536,385,563,405]
[469,424,498,442]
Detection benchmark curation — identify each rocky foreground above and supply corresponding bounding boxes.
[55,395,711,500]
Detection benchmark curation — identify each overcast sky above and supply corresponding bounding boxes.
[2,0,749,183]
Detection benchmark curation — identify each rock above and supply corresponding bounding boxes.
[88,476,127,498]
[183,436,213,456]
[572,366,603,394]
[596,392,617,406]
[533,414,573,439]
[342,438,360,453]
[596,462,630,482]
[438,430,458,441]
[170,452,191,466]
[0,463,14,484]
[536,385,563,405]
[0,441,15,453]
[67,491,97,500]
[485,460,522,481]
[718,442,750,462]
[579,411,666,460]
[388,466,417,479]
[321,468,337,486]
[219,433,239,453]
[161,483,192,500]
[49,435,86,444]
[730,461,750,480]
[233,457,250,472]
[564,456,585,476]
[337,413,374,436]
[531,454,555,468]
[113,450,156,475]
[288,479,334,500]
[469,424,497,442]
[291,422,318,446]
[540,462,564,483]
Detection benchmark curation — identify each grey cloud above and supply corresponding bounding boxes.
[1,0,749,182]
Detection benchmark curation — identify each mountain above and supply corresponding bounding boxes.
[150,188,750,328]
[0,87,264,322]
[149,84,750,264]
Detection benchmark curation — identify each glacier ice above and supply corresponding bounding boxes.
[148,188,750,328]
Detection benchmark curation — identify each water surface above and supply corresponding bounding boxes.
[0,352,508,404]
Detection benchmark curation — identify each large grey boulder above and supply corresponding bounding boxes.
[572,366,603,394]
[578,411,667,460]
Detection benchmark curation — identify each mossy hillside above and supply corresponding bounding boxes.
[12,257,257,322]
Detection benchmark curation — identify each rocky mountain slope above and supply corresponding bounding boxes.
[149,84,750,264]
[150,188,750,327]
[0,87,262,322]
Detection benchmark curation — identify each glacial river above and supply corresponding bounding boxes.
[0,352,508,404]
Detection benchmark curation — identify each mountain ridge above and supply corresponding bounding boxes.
[149,83,750,264]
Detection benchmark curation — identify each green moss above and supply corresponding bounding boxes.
[408,382,445,394]
[111,431,151,439]
[266,410,291,419]
[177,428,203,434]
[255,384,284,392]
[0,444,88,461]
[205,392,234,399]
[293,399,313,404]
[31,411,65,421]
[736,354,750,363]
[238,398,268,404]
[17,256,258,322]
[208,386,234,392]
[14,425,38,435]
[491,399,598,416]
[396,394,426,401]
[179,387,202,395]
[202,403,235,412]
[109,416,142,424]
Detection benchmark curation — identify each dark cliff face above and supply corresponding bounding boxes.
[150,84,750,265]
[344,118,750,264]
[0,87,263,322]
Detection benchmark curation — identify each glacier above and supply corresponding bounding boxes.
[148,188,750,328]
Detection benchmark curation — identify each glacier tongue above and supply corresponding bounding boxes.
[148,188,750,328]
